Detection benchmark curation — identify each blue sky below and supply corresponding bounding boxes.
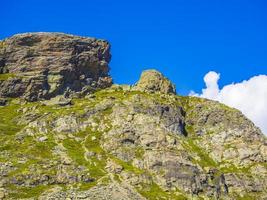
[1,0,267,95]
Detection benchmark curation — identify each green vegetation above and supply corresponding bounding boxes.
[0,100,23,135]
[6,134,56,177]
[219,162,252,174]
[63,138,106,178]
[135,147,145,158]
[0,41,6,49]
[84,130,104,153]
[234,193,259,200]
[0,100,26,162]
[185,124,195,136]
[0,73,16,81]
[138,182,187,200]
[27,138,55,158]
[7,185,51,199]
[183,138,218,168]
[77,182,98,191]
[111,155,144,175]
[63,127,108,181]
[63,139,88,166]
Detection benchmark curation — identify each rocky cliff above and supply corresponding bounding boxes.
[0,33,266,200]
[0,33,112,101]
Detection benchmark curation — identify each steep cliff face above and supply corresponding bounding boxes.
[0,33,266,200]
[0,33,112,101]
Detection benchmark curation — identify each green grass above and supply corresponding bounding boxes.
[185,124,195,136]
[7,134,56,176]
[28,139,56,158]
[138,182,187,200]
[0,100,26,162]
[234,193,260,200]
[84,130,104,153]
[0,101,23,135]
[6,184,51,199]
[111,155,144,175]
[135,147,145,159]
[183,138,218,168]
[0,41,6,49]
[63,137,107,179]
[219,162,252,174]
[76,181,98,191]
[63,139,88,166]
[0,73,16,81]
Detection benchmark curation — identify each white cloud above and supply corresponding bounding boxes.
[190,71,267,135]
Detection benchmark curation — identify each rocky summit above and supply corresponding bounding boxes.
[0,33,266,200]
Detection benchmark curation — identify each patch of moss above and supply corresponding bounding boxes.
[135,147,145,159]
[94,89,126,101]
[138,182,187,200]
[8,159,38,177]
[84,129,104,153]
[183,138,218,168]
[185,124,195,136]
[234,193,259,200]
[0,41,6,49]
[0,101,26,162]
[220,163,252,174]
[76,181,97,191]
[63,138,88,166]
[7,134,56,177]
[111,155,144,175]
[6,184,51,199]
[0,101,23,135]
[63,137,107,180]
[28,139,56,158]
[0,73,17,81]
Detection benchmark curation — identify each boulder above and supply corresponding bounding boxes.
[0,32,112,101]
[133,69,176,94]
[42,95,72,106]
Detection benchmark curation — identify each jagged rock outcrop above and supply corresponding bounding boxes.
[0,33,266,200]
[133,69,176,94]
[0,32,112,101]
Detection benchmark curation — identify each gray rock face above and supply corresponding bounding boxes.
[0,32,112,101]
[185,97,267,166]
